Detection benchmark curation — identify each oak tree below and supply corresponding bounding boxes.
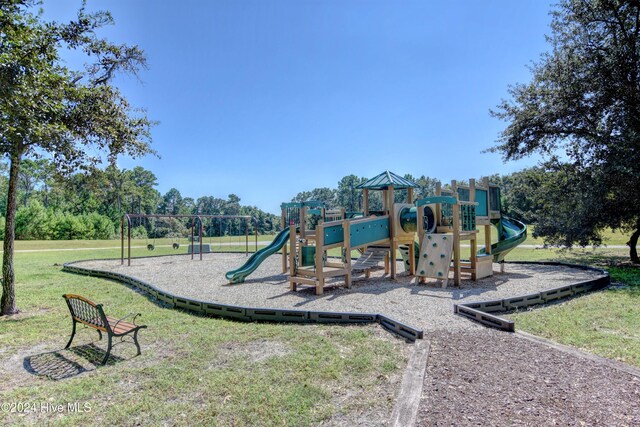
[0,1,154,314]
[491,0,640,262]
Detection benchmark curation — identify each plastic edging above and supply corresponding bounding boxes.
[453,261,610,331]
[62,259,424,342]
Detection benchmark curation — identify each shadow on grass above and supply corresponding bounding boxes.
[23,343,125,380]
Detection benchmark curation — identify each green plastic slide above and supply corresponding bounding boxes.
[225,228,290,284]
[479,217,527,262]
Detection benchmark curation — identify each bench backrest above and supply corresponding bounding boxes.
[63,294,109,332]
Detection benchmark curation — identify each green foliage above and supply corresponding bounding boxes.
[336,175,366,211]
[292,188,337,208]
[15,200,51,239]
[130,225,148,239]
[491,0,640,261]
[11,201,116,240]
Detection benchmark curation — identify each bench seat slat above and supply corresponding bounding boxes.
[106,316,139,335]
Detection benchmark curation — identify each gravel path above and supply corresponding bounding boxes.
[76,253,601,332]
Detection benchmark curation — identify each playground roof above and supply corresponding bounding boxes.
[356,170,420,190]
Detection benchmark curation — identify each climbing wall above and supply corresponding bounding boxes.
[416,233,453,286]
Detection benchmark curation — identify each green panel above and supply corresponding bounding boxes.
[300,246,316,266]
[349,217,390,247]
[302,200,324,207]
[476,189,488,216]
[461,204,476,231]
[307,208,322,215]
[323,223,345,246]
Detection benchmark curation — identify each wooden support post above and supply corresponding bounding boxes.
[281,208,288,273]
[363,189,369,216]
[416,201,424,281]
[484,224,492,255]
[470,237,477,281]
[384,252,390,274]
[408,240,415,276]
[388,185,396,280]
[469,178,476,205]
[315,222,325,295]
[289,225,297,291]
[300,206,306,240]
[435,182,442,228]
[417,202,425,241]
[407,187,414,204]
[469,179,477,280]
[344,220,351,288]
[452,198,461,286]
[482,176,491,215]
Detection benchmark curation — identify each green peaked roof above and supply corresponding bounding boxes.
[356,171,419,190]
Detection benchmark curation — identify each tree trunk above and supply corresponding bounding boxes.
[1,151,22,315]
[628,227,640,264]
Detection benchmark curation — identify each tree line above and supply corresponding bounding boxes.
[0,160,280,240]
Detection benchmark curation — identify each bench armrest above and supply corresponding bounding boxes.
[113,313,143,329]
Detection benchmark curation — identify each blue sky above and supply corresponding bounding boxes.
[44,1,554,214]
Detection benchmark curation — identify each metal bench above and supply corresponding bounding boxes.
[62,294,147,365]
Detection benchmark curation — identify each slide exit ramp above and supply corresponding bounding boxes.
[479,217,527,263]
[225,228,290,284]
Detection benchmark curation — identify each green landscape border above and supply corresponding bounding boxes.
[454,261,611,331]
[62,259,425,341]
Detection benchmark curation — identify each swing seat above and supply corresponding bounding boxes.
[147,244,155,251]
[172,243,180,249]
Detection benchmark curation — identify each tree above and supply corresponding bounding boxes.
[336,175,365,212]
[0,1,154,315]
[17,158,47,207]
[159,188,183,215]
[491,0,640,263]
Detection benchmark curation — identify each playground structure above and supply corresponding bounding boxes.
[226,171,527,294]
[121,214,258,266]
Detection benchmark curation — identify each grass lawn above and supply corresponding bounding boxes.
[503,245,640,369]
[1,228,639,424]
[0,245,408,426]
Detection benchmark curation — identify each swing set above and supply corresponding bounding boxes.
[120,214,258,266]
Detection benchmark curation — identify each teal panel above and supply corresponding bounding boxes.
[323,223,345,245]
[349,217,390,247]
[476,189,488,216]
[301,246,316,266]
[307,208,322,215]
